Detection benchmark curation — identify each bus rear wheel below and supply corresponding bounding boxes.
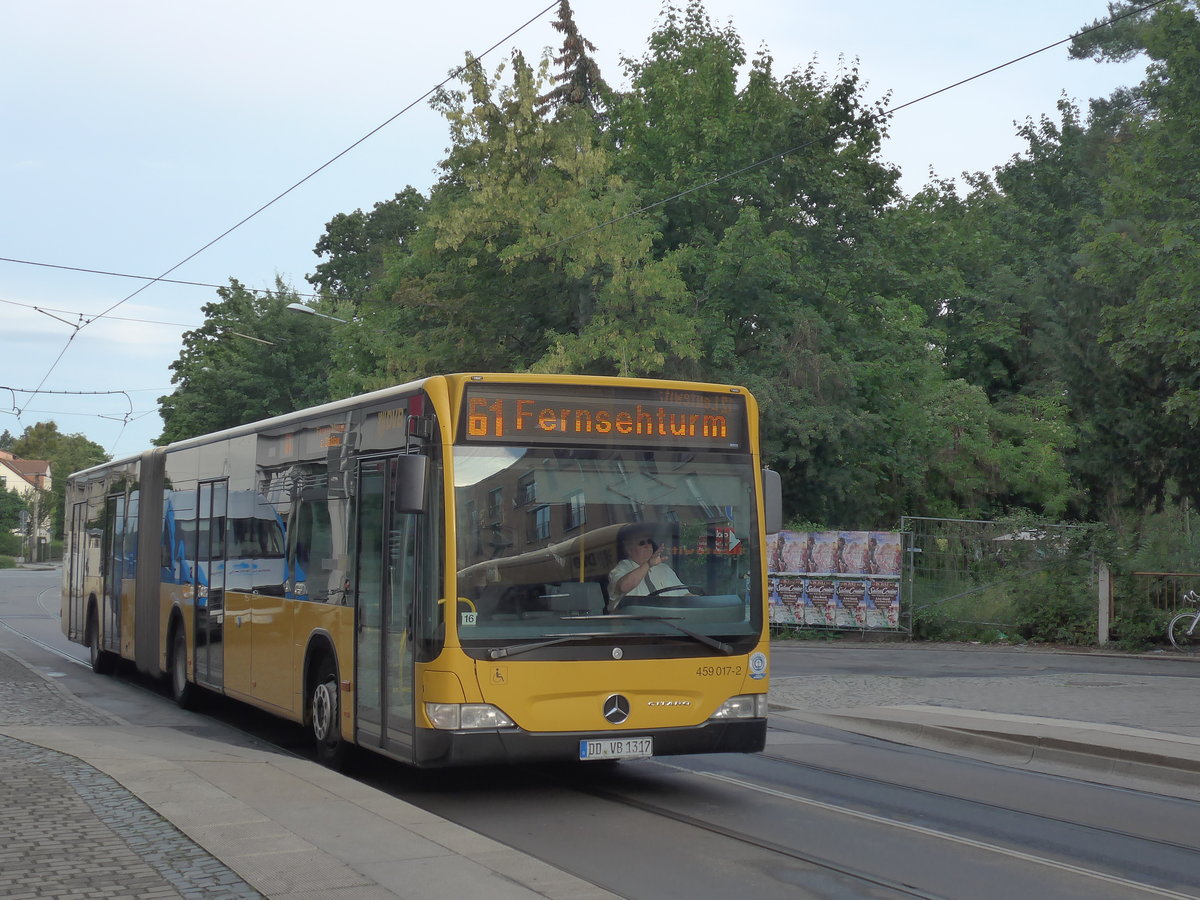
[87,609,116,675]
[170,627,197,710]
[310,657,347,769]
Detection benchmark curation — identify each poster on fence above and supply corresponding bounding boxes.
[767,531,902,630]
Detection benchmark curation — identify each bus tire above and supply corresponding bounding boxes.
[87,607,117,675]
[310,655,348,770]
[169,626,197,710]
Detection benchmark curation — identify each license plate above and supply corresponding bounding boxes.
[579,737,653,760]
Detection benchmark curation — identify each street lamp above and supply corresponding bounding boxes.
[286,302,349,324]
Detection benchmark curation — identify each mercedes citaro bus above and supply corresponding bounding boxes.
[63,374,781,768]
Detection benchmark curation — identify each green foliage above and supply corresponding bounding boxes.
[158,280,340,443]
[0,556,16,569]
[1109,604,1171,652]
[0,529,23,556]
[308,189,426,303]
[0,487,27,533]
[537,0,612,117]
[296,0,1194,542]
[1011,568,1097,645]
[1074,2,1200,512]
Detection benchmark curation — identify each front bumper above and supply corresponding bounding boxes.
[412,717,767,768]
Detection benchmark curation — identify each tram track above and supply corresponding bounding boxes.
[750,746,1200,858]
[42,664,1200,900]
[640,759,1200,900]
[570,769,949,900]
[7,573,1196,900]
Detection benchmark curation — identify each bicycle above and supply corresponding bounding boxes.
[1168,590,1200,651]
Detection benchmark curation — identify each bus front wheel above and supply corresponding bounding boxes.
[310,657,347,769]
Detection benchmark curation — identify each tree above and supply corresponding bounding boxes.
[340,47,697,391]
[10,421,107,540]
[536,0,612,118]
[1073,2,1200,510]
[308,0,1085,527]
[0,487,27,533]
[158,280,340,443]
[308,188,427,303]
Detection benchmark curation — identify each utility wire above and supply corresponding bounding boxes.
[86,0,560,327]
[12,1,1166,425]
[17,0,562,416]
[0,256,322,300]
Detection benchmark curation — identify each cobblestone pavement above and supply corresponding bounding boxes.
[0,652,262,899]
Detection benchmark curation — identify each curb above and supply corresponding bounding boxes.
[773,706,1200,800]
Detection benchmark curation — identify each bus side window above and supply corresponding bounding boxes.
[292,497,335,602]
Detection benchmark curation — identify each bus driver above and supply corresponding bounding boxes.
[607,523,690,612]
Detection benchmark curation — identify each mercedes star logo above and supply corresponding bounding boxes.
[603,693,630,724]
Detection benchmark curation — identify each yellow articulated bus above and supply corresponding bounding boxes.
[63,374,782,768]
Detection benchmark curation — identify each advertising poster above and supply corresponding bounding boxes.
[767,531,902,630]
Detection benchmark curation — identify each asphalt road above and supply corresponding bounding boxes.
[4,566,1199,899]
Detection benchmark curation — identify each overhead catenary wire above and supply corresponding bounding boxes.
[0,257,323,300]
[0,297,195,330]
[8,1,1169,437]
[15,0,563,420]
[4,0,1166,307]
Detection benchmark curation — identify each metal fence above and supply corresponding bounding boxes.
[900,516,1097,637]
[1126,572,1200,615]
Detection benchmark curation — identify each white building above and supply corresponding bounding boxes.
[1,449,52,559]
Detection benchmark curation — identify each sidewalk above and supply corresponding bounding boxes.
[0,649,616,900]
[767,650,1200,802]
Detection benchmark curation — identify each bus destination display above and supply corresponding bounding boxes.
[462,383,747,450]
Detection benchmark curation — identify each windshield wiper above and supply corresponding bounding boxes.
[488,632,613,660]
[564,614,734,655]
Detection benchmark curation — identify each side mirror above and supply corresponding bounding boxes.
[394,455,428,514]
[762,468,783,535]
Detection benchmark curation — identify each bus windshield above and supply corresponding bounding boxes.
[453,445,761,653]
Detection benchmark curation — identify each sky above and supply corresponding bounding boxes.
[1,0,1151,462]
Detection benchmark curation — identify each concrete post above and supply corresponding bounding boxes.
[1098,562,1111,645]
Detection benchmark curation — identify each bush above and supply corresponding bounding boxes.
[0,556,16,569]
[0,531,22,556]
[1011,569,1096,645]
[1109,603,1171,652]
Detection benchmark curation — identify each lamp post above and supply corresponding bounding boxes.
[286,302,349,324]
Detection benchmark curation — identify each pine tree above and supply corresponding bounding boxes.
[536,0,612,118]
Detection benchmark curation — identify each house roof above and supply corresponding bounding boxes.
[0,451,51,491]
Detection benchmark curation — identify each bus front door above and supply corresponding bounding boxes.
[355,456,417,758]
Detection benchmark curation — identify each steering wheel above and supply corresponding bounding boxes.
[644,585,703,598]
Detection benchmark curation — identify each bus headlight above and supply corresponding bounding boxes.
[425,702,515,730]
[709,694,768,720]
